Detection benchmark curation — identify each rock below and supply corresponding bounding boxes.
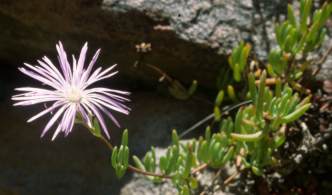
[103,0,287,58]
[121,174,178,195]
[1,0,331,87]
[323,79,332,94]
[0,0,225,90]
[103,0,332,81]
[316,39,332,80]
[0,0,290,90]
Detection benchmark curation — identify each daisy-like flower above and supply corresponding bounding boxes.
[12,41,130,140]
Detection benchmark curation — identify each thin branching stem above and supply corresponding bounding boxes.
[191,163,209,173]
[83,122,210,179]
[77,121,172,178]
[99,135,114,150]
[98,131,173,178]
[312,44,332,77]
[223,169,242,185]
[127,165,172,179]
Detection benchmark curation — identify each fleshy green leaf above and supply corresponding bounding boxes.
[89,118,102,137]
[227,85,238,102]
[172,129,179,145]
[214,106,222,122]
[231,131,263,142]
[248,73,257,101]
[256,71,267,119]
[121,129,128,146]
[282,103,311,123]
[215,90,225,106]
[288,4,297,27]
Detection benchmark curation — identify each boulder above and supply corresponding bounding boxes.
[0,0,290,90]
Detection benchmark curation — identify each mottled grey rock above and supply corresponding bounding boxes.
[103,0,332,80]
[103,0,287,57]
[121,173,178,195]
[0,0,226,90]
[1,0,331,89]
[0,0,289,91]
[315,38,332,80]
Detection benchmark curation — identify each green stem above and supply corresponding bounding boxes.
[79,121,209,179]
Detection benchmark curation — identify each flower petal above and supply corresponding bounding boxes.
[27,101,65,122]
[41,104,69,137]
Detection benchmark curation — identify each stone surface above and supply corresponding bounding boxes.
[0,0,291,90]
[0,0,226,90]
[0,0,331,87]
[102,0,332,81]
[316,39,332,80]
[103,0,287,58]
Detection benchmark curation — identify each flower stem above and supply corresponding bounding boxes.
[99,135,172,178]
[98,132,210,179]
[81,121,210,179]
[99,135,114,150]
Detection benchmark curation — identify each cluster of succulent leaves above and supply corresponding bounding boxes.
[228,42,251,82]
[109,70,311,193]
[106,1,331,194]
[228,71,311,175]
[112,129,129,178]
[268,0,332,81]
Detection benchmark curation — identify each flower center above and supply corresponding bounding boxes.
[66,87,82,103]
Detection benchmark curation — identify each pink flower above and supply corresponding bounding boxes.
[12,42,130,140]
